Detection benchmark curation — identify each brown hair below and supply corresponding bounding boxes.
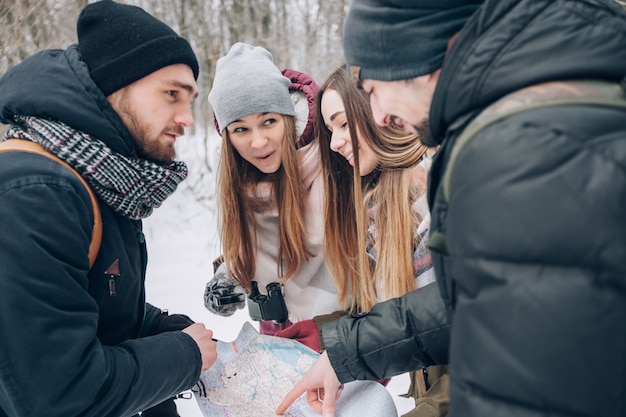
[217,115,311,291]
[318,67,430,310]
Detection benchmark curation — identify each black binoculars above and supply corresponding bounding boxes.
[207,283,246,307]
[247,281,289,324]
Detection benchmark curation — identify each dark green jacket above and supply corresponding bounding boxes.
[324,1,626,417]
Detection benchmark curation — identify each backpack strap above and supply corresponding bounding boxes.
[429,80,626,256]
[442,80,626,203]
[0,139,102,268]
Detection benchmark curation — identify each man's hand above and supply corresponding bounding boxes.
[182,323,217,371]
[275,351,343,416]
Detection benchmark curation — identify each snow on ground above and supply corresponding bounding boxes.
[143,141,415,416]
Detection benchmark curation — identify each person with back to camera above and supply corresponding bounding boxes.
[317,66,449,417]
[277,1,626,417]
[0,1,217,416]
[203,43,359,347]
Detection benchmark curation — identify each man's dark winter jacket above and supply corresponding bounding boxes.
[323,1,626,417]
[0,45,200,417]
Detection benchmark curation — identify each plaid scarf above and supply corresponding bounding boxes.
[4,115,188,220]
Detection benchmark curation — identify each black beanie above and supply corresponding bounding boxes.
[77,0,199,97]
[343,0,484,82]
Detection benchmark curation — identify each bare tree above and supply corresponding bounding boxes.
[0,0,87,136]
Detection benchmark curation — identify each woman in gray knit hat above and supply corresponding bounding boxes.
[204,43,360,346]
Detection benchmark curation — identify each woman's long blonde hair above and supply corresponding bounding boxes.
[318,67,430,311]
[217,115,311,291]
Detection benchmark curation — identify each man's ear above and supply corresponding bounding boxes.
[446,32,460,53]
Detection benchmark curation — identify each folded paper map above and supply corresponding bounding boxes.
[192,321,398,416]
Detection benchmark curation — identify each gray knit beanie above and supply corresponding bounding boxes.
[343,0,484,82]
[208,43,295,133]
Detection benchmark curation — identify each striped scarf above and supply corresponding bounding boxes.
[4,115,187,220]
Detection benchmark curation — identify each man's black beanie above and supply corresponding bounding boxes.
[77,0,199,97]
[343,0,484,82]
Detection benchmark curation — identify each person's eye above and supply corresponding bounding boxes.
[357,81,372,96]
[233,126,247,133]
[264,118,277,126]
[167,90,178,98]
[341,121,348,129]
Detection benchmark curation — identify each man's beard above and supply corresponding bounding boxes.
[134,124,178,165]
[117,98,179,164]
[390,115,432,146]
[414,119,432,146]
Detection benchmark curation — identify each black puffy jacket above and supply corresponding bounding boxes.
[323,1,626,417]
[0,45,200,417]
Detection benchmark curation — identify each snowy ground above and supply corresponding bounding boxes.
[142,138,415,416]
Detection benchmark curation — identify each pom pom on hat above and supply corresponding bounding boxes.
[77,0,199,97]
[208,42,295,133]
[343,0,484,82]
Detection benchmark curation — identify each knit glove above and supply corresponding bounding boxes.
[204,264,246,317]
[275,320,321,353]
[143,309,195,337]
[153,312,195,333]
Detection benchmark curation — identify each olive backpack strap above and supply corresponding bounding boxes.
[429,79,626,256]
[0,139,102,268]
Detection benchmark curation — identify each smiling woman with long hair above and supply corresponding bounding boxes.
[204,43,345,338]
[317,66,448,416]
[318,67,434,310]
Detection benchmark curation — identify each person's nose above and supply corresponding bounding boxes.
[329,131,347,153]
[369,96,390,127]
[175,102,194,128]
[390,115,406,128]
[250,130,269,149]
